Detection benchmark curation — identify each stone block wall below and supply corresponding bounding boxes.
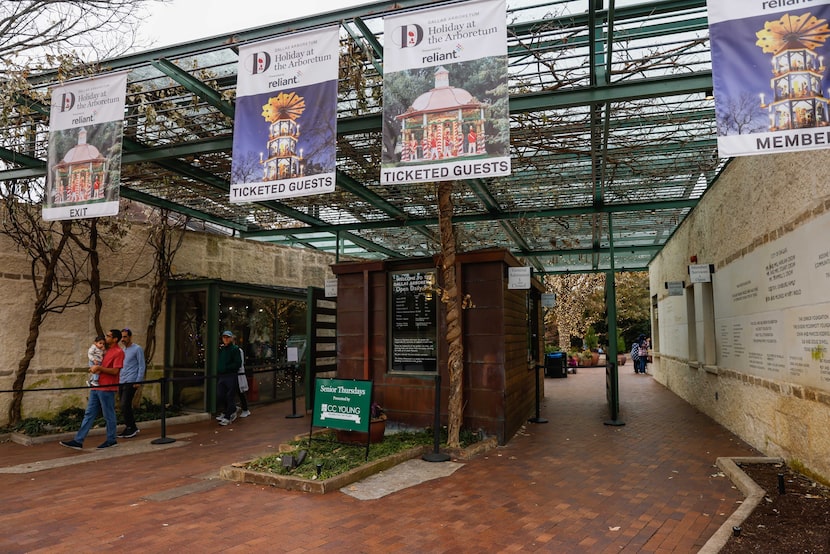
[649,149,830,483]
[0,223,335,425]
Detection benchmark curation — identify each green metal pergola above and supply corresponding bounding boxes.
[0,0,724,274]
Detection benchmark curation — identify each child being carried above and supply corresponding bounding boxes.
[86,335,105,387]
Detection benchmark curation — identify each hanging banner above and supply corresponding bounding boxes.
[44,72,127,221]
[230,26,339,202]
[708,1,830,157]
[381,0,510,184]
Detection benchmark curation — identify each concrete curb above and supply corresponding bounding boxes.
[697,456,784,554]
[220,445,430,494]
[8,413,210,446]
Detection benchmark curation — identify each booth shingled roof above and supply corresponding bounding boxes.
[0,0,725,274]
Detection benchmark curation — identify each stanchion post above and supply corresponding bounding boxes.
[285,364,303,419]
[423,374,450,462]
[528,364,548,424]
[151,376,176,445]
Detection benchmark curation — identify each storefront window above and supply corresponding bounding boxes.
[166,283,308,411]
[220,293,308,403]
[167,290,208,410]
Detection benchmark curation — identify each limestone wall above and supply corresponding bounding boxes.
[649,149,830,483]
[0,223,336,425]
[172,231,335,288]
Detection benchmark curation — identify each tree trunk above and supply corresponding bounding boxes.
[8,223,72,425]
[89,220,103,336]
[438,181,463,448]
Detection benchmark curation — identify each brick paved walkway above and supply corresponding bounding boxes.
[0,362,758,553]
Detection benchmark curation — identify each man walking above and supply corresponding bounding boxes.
[60,329,124,450]
[118,328,145,438]
[216,330,242,426]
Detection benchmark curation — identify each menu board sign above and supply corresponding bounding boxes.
[390,270,437,372]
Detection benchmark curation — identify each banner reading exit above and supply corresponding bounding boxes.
[44,72,127,221]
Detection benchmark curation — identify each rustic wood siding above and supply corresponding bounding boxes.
[331,250,541,444]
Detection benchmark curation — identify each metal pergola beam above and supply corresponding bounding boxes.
[150,58,235,118]
[241,197,699,239]
[511,72,713,113]
[121,187,248,231]
[0,0,722,274]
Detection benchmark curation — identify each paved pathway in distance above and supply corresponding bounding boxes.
[0,363,759,553]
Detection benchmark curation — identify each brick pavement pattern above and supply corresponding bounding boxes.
[0,363,758,553]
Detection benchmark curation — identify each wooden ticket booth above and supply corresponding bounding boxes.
[331,248,544,444]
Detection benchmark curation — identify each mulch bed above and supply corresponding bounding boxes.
[719,462,830,553]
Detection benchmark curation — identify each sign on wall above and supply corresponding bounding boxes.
[688,264,714,283]
[508,266,531,289]
[44,72,127,221]
[325,278,338,297]
[312,378,372,432]
[230,26,339,202]
[665,281,685,296]
[541,292,556,307]
[713,213,830,391]
[380,0,510,184]
[390,270,437,372]
[708,1,830,157]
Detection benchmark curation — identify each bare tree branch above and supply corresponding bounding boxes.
[0,0,163,75]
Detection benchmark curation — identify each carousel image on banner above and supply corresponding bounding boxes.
[380,0,510,185]
[708,1,830,158]
[44,72,127,221]
[230,26,339,202]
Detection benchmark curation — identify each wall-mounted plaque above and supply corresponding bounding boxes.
[508,266,531,289]
[689,264,713,283]
[325,278,337,297]
[665,281,685,296]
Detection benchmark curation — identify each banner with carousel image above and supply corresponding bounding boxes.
[44,72,127,221]
[230,26,339,202]
[381,0,510,184]
[708,1,830,157]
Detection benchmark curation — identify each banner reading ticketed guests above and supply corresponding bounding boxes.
[230,27,339,202]
[708,1,830,157]
[381,0,510,184]
[44,72,127,221]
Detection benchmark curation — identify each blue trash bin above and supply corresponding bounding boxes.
[545,352,567,378]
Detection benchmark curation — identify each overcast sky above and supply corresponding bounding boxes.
[140,0,375,48]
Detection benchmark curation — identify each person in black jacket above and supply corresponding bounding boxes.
[216,330,242,425]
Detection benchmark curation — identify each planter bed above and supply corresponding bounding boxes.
[7,413,210,446]
[220,435,498,494]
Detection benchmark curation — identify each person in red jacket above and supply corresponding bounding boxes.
[60,329,124,450]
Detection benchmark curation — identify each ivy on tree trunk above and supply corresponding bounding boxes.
[438,181,463,448]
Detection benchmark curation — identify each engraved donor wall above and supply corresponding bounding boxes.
[714,213,830,390]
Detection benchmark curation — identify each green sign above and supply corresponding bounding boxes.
[312,378,372,432]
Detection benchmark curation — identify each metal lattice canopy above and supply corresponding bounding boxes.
[0,0,725,274]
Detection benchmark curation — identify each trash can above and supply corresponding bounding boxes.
[544,352,567,378]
